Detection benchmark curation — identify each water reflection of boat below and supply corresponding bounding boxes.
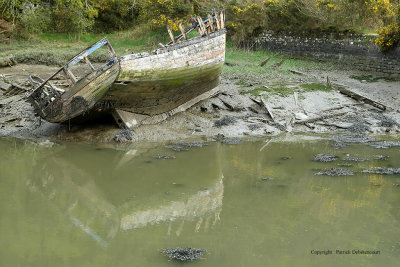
[28,157,120,247]
[28,143,223,245]
[120,177,223,231]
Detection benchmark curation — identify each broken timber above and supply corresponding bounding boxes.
[335,86,386,111]
[295,112,347,125]
[27,38,119,123]
[112,86,221,129]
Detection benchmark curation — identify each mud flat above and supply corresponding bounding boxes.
[1,62,400,143]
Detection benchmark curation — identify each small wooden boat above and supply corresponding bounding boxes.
[101,12,226,128]
[28,38,120,123]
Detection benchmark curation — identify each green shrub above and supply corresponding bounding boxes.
[20,2,52,35]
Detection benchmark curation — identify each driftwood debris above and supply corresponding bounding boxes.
[0,80,11,91]
[0,55,16,68]
[0,95,22,106]
[4,83,29,96]
[260,53,280,67]
[335,86,386,111]
[260,97,275,122]
[0,114,18,124]
[249,95,274,121]
[260,56,273,67]
[288,69,305,75]
[326,76,332,87]
[271,59,286,68]
[295,112,347,125]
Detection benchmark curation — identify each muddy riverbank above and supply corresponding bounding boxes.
[1,62,399,143]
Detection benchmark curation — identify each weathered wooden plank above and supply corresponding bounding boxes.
[0,114,18,123]
[215,14,221,30]
[0,80,11,91]
[178,22,187,40]
[208,15,215,32]
[219,12,225,29]
[336,86,386,110]
[295,112,347,124]
[113,86,221,128]
[197,16,207,36]
[0,95,22,106]
[167,25,175,43]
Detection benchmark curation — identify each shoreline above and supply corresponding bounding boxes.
[1,59,399,144]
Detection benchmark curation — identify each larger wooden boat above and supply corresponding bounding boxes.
[101,12,226,128]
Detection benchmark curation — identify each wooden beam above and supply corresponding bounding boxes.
[178,22,187,40]
[336,86,386,110]
[219,12,225,29]
[215,14,221,30]
[166,25,175,43]
[65,68,77,84]
[208,14,215,32]
[197,16,207,36]
[85,56,95,71]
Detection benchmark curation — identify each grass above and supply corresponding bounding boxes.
[0,29,337,85]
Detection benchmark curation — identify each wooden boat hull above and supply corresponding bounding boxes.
[28,38,119,123]
[46,63,120,123]
[102,30,226,116]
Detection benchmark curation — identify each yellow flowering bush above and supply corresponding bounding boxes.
[375,23,400,51]
[140,0,191,31]
[227,2,268,44]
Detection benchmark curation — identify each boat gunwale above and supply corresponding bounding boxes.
[119,29,226,62]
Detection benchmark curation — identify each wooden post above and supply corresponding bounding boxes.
[219,12,225,29]
[85,56,95,71]
[197,16,207,36]
[215,14,221,30]
[167,25,175,43]
[208,14,215,32]
[178,22,187,40]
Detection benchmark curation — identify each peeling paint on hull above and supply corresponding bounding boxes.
[102,31,226,116]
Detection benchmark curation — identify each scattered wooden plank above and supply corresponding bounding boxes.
[113,87,221,128]
[0,114,18,124]
[295,112,347,125]
[288,69,305,75]
[260,56,273,67]
[0,95,22,106]
[0,80,11,91]
[335,86,386,110]
[275,59,286,68]
[4,83,29,96]
[316,122,350,129]
[326,76,332,87]
[259,96,275,122]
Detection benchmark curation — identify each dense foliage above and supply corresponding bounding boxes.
[0,0,399,49]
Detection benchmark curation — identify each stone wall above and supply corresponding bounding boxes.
[255,33,400,78]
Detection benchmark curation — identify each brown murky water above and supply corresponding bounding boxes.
[0,136,400,266]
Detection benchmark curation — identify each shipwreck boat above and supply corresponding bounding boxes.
[28,12,225,127]
[101,12,226,128]
[27,38,120,123]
